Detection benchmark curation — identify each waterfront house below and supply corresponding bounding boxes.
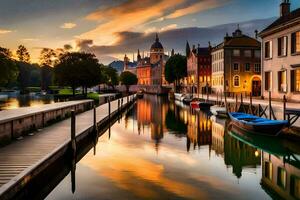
[259,0,300,101]
[186,42,212,95]
[211,28,261,96]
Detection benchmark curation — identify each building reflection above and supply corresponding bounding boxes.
[211,117,225,156]
[261,152,300,200]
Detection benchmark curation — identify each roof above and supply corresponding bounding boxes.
[197,47,210,55]
[259,8,300,37]
[151,33,164,49]
[213,28,260,51]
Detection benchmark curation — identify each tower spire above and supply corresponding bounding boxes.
[155,33,159,42]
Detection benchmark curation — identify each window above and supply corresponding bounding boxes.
[264,161,273,180]
[278,36,287,56]
[244,50,251,57]
[290,176,300,199]
[254,63,261,72]
[254,50,261,58]
[291,69,300,92]
[277,167,287,189]
[233,63,239,71]
[265,41,272,59]
[233,75,240,87]
[278,70,287,92]
[291,31,300,54]
[233,49,240,56]
[245,63,251,71]
[265,71,272,91]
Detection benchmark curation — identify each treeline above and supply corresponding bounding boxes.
[0,45,120,95]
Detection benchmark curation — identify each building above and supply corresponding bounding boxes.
[259,0,300,101]
[123,54,137,75]
[211,27,261,96]
[186,42,212,95]
[124,34,170,86]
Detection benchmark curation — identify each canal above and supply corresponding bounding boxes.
[43,95,299,200]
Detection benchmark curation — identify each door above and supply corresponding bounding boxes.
[252,78,261,96]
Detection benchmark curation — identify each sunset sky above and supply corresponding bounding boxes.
[0,0,300,64]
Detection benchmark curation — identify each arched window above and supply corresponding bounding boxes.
[234,75,240,87]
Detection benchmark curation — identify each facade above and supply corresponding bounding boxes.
[123,54,137,75]
[124,34,170,86]
[259,0,300,101]
[211,28,261,96]
[186,43,212,95]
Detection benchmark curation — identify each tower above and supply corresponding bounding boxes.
[150,33,164,64]
[137,49,141,62]
[186,41,191,57]
[124,54,129,71]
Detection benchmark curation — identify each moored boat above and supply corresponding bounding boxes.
[210,105,226,116]
[190,98,213,110]
[228,112,288,136]
[137,90,144,98]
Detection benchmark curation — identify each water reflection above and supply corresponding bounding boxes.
[46,95,300,200]
[0,94,55,110]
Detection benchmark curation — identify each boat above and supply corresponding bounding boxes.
[210,105,227,117]
[174,93,185,101]
[137,90,144,98]
[228,112,288,136]
[189,98,213,110]
[182,94,193,105]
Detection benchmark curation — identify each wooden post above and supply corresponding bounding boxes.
[108,97,111,119]
[235,93,238,112]
[269,91,272,120]
[220,92,223,106]
[224,91,228,112]
[118,99,120,112]
[216,92,219,106]
[283,95,287,120]
[71,110,76,156]
[250,92,253,114]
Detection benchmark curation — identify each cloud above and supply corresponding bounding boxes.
[165,0,229,19]
[60,22,77,29]
[0,29,12,34]
[160,24,178,32]
[75,18,273,60]
[21,38,40,42]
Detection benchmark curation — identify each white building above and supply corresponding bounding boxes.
[259,0,300,101]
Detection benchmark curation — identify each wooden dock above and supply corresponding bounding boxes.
[0,95,136,199]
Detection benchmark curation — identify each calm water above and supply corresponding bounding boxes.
[45,95,300,200]
[0,94,55,110]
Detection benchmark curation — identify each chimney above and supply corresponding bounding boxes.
[255,30,258,39]
[280,0,290,17]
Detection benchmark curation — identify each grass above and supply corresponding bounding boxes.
[26,87,41,92]
[58,88,80,95]
[87,92,100,101]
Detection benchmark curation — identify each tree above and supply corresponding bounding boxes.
[39,48,56,66]
[101,65,119,89]
[54,52,101,96]
[16,45,30,63]
[0,52,18,86]
[119,71,137,93]
[165,54,187,92]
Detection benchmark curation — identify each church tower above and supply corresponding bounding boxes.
[150,33,164,64]
[124,54,129,71]
[137,49,141,62]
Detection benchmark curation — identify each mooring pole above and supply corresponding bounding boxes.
[250,92,253,114]
[108,97,111,119]
[269,91,272,120]
[93,105,97,136]
[71,110,76,157]
[283,95,287,120]
[118,99,120,112]
[224,91,228,112]
[235,93,238,112]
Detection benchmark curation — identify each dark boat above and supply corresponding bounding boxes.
[136,90,144,98]
[228,112,288,136]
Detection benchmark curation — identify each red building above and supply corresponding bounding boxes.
[186,43,212,95]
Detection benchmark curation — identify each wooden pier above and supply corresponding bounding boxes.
[0,94,136,199]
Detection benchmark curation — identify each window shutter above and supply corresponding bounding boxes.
[284,36,287,56]
[291,70,295,92]
[278,38,281,56]
[270,41,273,58]
[292,33,296,54]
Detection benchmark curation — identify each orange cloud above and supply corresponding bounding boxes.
[80,0,185,44]
[165,0,229,19]
[0,29,13,34]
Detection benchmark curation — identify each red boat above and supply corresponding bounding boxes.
[190,99,213,110]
